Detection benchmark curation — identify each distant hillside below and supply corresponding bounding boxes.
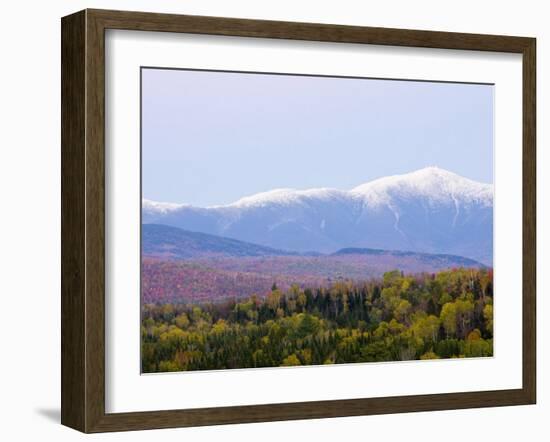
[142,224,296,259]
[188,252,485,282]
[333,247,484,268]
[141,226,487,303]
[142,252,488,304]
[142,257,326,304]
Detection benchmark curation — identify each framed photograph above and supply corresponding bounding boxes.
[61,9,536,433]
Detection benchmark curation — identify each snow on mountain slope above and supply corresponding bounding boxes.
[142,199,185,214]
[142,167,494,264]
[225,187,350,209]
[351,167,492,208]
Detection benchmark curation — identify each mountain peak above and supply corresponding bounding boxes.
[411,165,460,178]
[351,167,492,207]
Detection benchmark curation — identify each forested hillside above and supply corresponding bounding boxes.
[141,267,493,372]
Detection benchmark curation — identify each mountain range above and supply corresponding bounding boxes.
[142,167,493,264]
[142,223,484,266]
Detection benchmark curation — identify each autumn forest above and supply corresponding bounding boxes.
[141,267,493,373]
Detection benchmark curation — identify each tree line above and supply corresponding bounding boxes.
[141,268,493,372]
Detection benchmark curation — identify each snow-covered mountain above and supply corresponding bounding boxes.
[143,167,493,264]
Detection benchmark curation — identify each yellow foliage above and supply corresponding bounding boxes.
[467,329,482,341]
[281,354,301,366]
[212,319,228,335]
[420,351,440,360]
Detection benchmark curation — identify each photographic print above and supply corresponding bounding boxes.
[140,68,494,373]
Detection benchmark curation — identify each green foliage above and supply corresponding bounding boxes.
[483,304,493,334]
[141,268,493,372]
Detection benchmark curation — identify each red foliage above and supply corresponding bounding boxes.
[141,257,327,304]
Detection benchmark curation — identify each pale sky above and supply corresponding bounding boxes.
[142,68,493,207]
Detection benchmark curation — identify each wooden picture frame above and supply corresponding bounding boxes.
[61,8,536,433]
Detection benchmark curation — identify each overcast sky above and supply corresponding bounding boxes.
[142,68,493,207]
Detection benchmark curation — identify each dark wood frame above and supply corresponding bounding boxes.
[61,8,536,433]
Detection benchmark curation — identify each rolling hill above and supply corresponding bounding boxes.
[142,223,297,259]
